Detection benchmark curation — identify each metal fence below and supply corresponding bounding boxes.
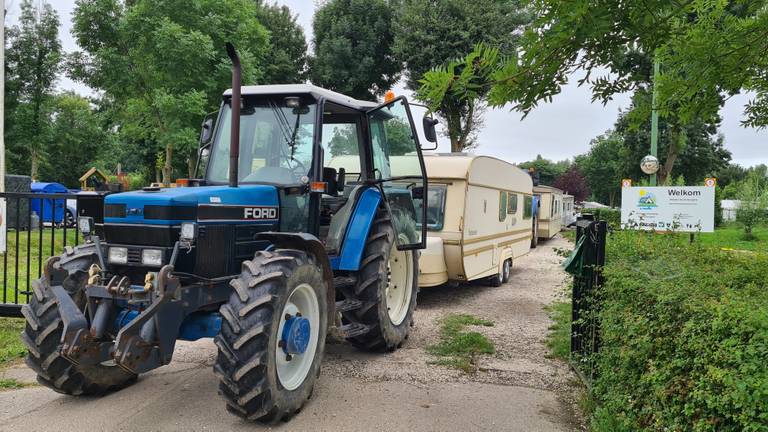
[0,192,85,317]
[570,217,607,384]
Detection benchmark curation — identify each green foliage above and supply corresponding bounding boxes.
[575,132,625,206]
[735,172,768,240]
[427,313,495,373]
[517,155,570,186]
[70,0,270,184]
[544,301,571,360]
[309,0,400,101]
[396,1,530,151]
[255,1,308,84]
[416,44,504,151]
[488,0,768,130]
[37,93,107,188]
[576,106,730,206]
[589,231,768,431]
[4,0,62,179]
[583,208,621,230]
[0,318,26,368]
[614,106,731,186]
[394,0,529,92]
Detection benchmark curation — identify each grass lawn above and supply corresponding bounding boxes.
[0,318,26,368]
[427,313,495,373]
[692,223,767,251]
[0,228,82,303]
[544,301,571,360]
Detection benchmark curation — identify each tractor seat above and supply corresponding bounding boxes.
[324,185,364,253]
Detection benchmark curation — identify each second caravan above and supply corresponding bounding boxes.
[415,154,534,287]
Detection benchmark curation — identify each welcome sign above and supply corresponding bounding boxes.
[620,185,715,233]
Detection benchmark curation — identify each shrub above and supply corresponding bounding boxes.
[590,231,768,431]
[583,208,621,229]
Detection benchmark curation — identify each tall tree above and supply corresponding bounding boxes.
[70,0,270,184]
[574,132,625,207]
[255,1,307,83]
[517,155,570,187]
[309,0,400,101]
[615,109,731,185]
[5,0,62,179]
[553,165,590,202]
[39,93,107,188]
[395,1,530,151]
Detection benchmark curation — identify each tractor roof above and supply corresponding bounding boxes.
[223,84,378,111]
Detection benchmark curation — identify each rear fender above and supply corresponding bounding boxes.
[254,232,335,326]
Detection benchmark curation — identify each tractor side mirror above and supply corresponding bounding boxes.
[200,116,215,145]
[422,116,439,150]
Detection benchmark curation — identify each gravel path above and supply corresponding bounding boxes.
[0,235,584,431]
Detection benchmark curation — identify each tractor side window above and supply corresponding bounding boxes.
[322,122,361,187]
[367,98,426,249]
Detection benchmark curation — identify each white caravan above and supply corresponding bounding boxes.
[533,185,564,239]
[416,154,534,287]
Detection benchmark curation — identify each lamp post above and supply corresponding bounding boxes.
[650,56,660,186]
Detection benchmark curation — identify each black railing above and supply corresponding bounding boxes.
[570,217,607,384]
[0,192,85,317]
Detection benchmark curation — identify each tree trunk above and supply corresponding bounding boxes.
[187,155,196,179]
[162,144,173,186]
[30,149,39,180]
[659,125,685,185]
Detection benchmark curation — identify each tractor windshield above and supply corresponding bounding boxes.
[207,96,317,185]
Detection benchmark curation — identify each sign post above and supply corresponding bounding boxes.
[620,183,716,233]
[0,0,6,253]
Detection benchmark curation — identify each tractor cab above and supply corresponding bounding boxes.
[199,84,428,255]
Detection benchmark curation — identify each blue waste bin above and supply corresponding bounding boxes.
[30,182,69,224]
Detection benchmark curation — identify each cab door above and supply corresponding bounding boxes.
[366,97,427,250]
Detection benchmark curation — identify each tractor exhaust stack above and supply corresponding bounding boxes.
[226,42,241,188]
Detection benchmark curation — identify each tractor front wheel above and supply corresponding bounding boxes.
[214,249,327,423]
[21,244,137,395]
[341,209,418,352]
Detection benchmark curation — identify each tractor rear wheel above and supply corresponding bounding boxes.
[21,244,137,395]
[340,209,418,352]
[214,249,327,423]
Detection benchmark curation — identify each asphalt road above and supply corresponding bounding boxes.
[0,235,582,432]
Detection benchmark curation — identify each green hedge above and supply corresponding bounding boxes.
[590,231,768,431]
[583,208,621,229]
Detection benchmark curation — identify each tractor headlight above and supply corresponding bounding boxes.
[108,247,128,264]
[141,249,163,266]
[180,222,197,241]
[78,217,94,235]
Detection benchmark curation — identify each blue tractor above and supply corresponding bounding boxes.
[21,44,432,423]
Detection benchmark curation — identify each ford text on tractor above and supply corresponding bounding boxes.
[20,44,433,423]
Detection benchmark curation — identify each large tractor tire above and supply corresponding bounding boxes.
[214,249,327,423]
[21,244,137,395]
[340,209,418,352]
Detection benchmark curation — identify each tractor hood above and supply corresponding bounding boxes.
[104,185,280,225]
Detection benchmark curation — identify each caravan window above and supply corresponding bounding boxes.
[499,191,507,222]
[507,193,518,214]
[523,196,533,219]
[414,184,447,231]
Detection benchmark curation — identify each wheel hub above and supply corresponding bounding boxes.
[281,314,311,355]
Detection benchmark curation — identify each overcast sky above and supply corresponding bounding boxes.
[6,0,766,168]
